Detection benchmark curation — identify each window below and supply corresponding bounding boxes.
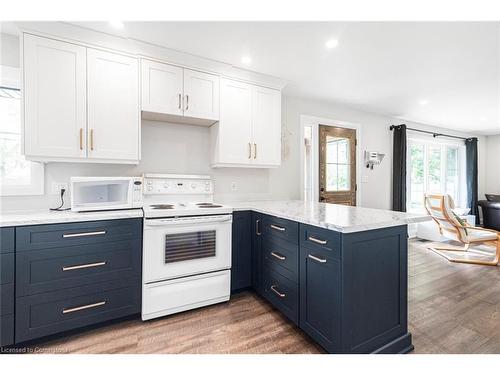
[0,66,44,196]
[326,136,351,191]
[407,137,465,213]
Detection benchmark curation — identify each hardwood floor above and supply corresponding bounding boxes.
[27,239,500,354]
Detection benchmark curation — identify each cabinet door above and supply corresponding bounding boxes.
[217,79,253,164]
[23,34,87,159]
[141,59,183,116]
[300,245,340,353]
[231,211,252,292]
[87,49,140,162]
[251,212,263,295]
[183,69,219,121]
[251,86,281,166]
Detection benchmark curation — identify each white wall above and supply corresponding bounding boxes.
[0,33,19,67]
[485,135,500,194]
[0,32,488,212]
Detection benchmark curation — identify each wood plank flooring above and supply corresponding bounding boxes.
[27,239,500,354]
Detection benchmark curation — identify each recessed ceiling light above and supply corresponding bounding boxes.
[109,20,124,29]
[419,99,429,106]
[241,56,252,65]
[325,39,339,49]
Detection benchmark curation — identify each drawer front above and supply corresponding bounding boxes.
[16,240,141,296]
[1,314,14,347]
[300,224,341,259]
[16,218,142,252]
[16,278,140,343]
[0,228,15,254]
[263,268,299,325]
[262,215,299,244]
[262,235,298,282]
[0,283,14,316]
[0,254,14,285]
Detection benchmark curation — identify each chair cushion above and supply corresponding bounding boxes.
[464,229,498,242]
[485,194,500,202]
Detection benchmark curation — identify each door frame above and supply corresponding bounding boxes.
[299,114,362,205]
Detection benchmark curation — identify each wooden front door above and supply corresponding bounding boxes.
[319,125,357,205]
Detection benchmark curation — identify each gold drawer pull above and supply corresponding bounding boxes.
[308,254,327,264]
[270,285,286,298]
[270,224,286,232]
[62,301,106,314]
[62,261,106,272]
[79,128,83,150]
[63,230,106,238]
[270,251,286,261]
[178,93,182,109]
[308,236,327,245]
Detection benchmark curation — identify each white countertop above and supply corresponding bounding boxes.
[0,201,430,233]
[227,200,430,233]
[0,209,144,227]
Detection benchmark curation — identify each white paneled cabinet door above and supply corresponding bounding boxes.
[218,79,252,165]
[183,69,219,121]
[87,49,140,162]
[141,59,183,115]
[23,34,87,159]
[251,86,282,166]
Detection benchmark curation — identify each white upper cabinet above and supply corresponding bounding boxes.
[251,85,282,166]
[141,59,183,116]
[140,59,220,125]
[184,68,220,121]
[87,49,140,162]
[22,34,140,164]
[210,78,282,168]
[23,34,87,159]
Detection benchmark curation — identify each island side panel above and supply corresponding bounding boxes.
[340,225,411,354]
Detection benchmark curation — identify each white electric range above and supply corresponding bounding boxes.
[141,174,233,321]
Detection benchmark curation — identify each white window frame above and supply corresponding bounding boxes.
[406,134,466,213]
[0,64,44,196]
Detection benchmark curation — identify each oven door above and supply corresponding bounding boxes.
[143,214,232,283]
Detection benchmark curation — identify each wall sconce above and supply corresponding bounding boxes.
[365,151,385,170]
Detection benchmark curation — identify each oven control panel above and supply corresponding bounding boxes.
[143,177,213,195]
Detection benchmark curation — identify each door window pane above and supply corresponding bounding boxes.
[325,136,350,191]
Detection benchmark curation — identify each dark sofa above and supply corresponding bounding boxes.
[478,194,500,231]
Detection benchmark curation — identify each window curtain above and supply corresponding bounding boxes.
[392,124,407,212]
[465,137,479,224]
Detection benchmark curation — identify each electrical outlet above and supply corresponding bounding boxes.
[51,182,68,194]
[231,182,238,191]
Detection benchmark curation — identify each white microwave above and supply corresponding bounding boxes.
[70,177,143,212]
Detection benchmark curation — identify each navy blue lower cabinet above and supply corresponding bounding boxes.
[15,277,140,343]
[263,268,299,325]
[1,314,14,347]
[299,245,340,353]
[231,211,253,292]
[251,212,264,295]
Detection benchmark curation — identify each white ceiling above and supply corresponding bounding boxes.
[41,22,500,134]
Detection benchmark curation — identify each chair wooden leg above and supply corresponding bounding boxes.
[432,243,470,252]
[445,241,499,266]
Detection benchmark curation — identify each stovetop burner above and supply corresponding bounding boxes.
[150,204,175,210]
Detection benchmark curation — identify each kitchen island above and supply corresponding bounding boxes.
[229,201,429,354]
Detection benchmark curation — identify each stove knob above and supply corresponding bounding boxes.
[147,186,153,191]
[191,183,197,190]
[163,183,169,189]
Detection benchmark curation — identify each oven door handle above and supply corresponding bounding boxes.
[145,215,232,227]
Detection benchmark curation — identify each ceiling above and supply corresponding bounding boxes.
[24,22,500,134]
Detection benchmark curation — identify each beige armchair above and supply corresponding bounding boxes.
[423,194,500,266]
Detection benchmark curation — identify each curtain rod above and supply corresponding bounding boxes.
[389,124,471,141]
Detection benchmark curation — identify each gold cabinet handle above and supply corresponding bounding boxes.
[254,143,257,159]
[248,142,252,159]
[270,251,286,261]
[178,93,182,110]
[90,129,94,151]
[185,94,189,111]
[256,219,261,235]
[308,236,328,245]
[308,254,327,263]
[270,224,286,232]
[63,230,106,238]
[62,301,106,314]
[270,285,286,298]
[62,261,106,272]
[79,128,83,150]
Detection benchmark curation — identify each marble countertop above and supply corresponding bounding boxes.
[0,208,144,227]
[227,200,430,233]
